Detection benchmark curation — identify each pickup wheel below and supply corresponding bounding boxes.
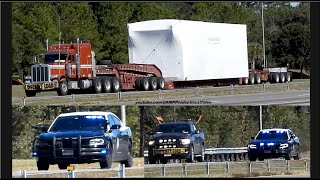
[100,141,112,169]
[140,78,150,91]
[121,143,133,167]
[57,79,68,96]
[186,145,195,163]
[248,154,256,161]
[285,152,292,160]
[58,162,70,170]
[37,159,50,171]
[196,145,205,162]
[102,77,112,93]
[258,156,264,161]
[92,78,102,93]
[111,77,121,93]
[148,156,157,164]
[149,77,158,91]
[293,152,300,160]
[159,158,168,164]
[25,90,37,97]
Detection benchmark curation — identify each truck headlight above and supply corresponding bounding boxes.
[180,139,191,145]
[24,76,32,83]
[248,144,257,149]
[50,74,59,80]
[279,143,289,149]
[89,138,105,146]
[148,140,155,145]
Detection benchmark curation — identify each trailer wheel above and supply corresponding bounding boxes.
[285,72,291,82]
[243,77,249,85]
[249,73,255,84]
[149,77,158,91]
[156,77,165,89]
[57,79,68,96]
[25,90,37,97]
[111,77,121,92]
[135,78,142,90]
[280,72,286,83]
[140,78,150,91]
[102,77,112,93]
[268,73,273,83]
[272,73,280,83]
[92,78,102,93]
[254,74,261,84]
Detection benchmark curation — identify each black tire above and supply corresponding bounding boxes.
[272,73,280,83]
[100,141,112,169]
[280,72,286,83]
[140,78,150,91]
[186,145,195,163]
[293,152,300,160]
[102,77,112,93]
[111,77,121,93]
[156,77,165,90]
[25,90,37,97]
[121,143,133,167]
[258,156,264,161]
[285,152,292,160]
[268,73,273,83]
[57,79,68,96]
[285,72,291,82]
[248,154,256,161]
[92,78,102,93]
[249,73,255,84]
[37,159,50,171]
[197,145,205,162]
[254,74,261,84]
[159,158,168,164]
[149,77,158,91]
[243,77,249,85]
[148,156,157,164]
[135,78,142,90]
[58,162,70,170]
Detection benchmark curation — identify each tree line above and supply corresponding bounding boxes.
[13,2,310,77]
[12,105,309,159]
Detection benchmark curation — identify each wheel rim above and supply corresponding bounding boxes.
[244,77,249,84]
[114,80,120,90]
[96,82,101,91]
[287,75,291,81]
[144,81,149,89]
[160,79,164,88]
[105,81,111,91]
[62,83,68,93]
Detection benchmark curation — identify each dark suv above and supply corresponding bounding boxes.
[147,121,205,164]
[247,128,300,161]
[32,111,133,170]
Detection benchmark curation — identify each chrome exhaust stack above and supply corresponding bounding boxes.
[76,38,81,79]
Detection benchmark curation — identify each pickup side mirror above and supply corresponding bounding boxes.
[148,131,154,135]
[250,136,255,140]
[32,124,50,133]
[195,129,200,134]
[110,124,121,130]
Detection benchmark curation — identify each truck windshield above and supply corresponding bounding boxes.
[49,115,107,132]
[156,123,191,134]
[44,53,67,63]
[255,130,288,140]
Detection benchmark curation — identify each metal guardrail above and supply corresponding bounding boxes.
[144,159,310,177]
[12,164,144,178]
[12,81,309,106]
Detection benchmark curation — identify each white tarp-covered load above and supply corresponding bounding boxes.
[127,19,249,81]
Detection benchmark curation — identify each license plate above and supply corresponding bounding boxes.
[264,150,271,153]
[62,149,74,156]
[25,84,36,90]
[164,154,172,157]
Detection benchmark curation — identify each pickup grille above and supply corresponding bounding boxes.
[31,64,50,82]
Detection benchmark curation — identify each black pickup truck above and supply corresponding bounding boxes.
[32,111,133,170]
[147,121,205,164]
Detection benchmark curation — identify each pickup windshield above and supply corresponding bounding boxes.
[49,115,107,132]
[255,130,288,140]
[156,123,191,134]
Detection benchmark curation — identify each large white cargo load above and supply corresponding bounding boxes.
[127,19,249,81]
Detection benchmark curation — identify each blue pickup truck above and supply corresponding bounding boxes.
[32,111,133,170]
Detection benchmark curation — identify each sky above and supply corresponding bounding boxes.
[290,2,300,7]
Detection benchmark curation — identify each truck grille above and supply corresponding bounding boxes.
[31,64,50,82]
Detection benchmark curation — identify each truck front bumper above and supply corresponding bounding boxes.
[24,81,58,91]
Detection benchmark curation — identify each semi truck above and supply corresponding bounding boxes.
[23,19,291,97]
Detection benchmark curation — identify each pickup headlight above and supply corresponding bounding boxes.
[38,140,49,147]
[148,140,155,145]
[180,139,191,145]
[89,138,105,146]
[248,144,257,149]
[279,143,289,149]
